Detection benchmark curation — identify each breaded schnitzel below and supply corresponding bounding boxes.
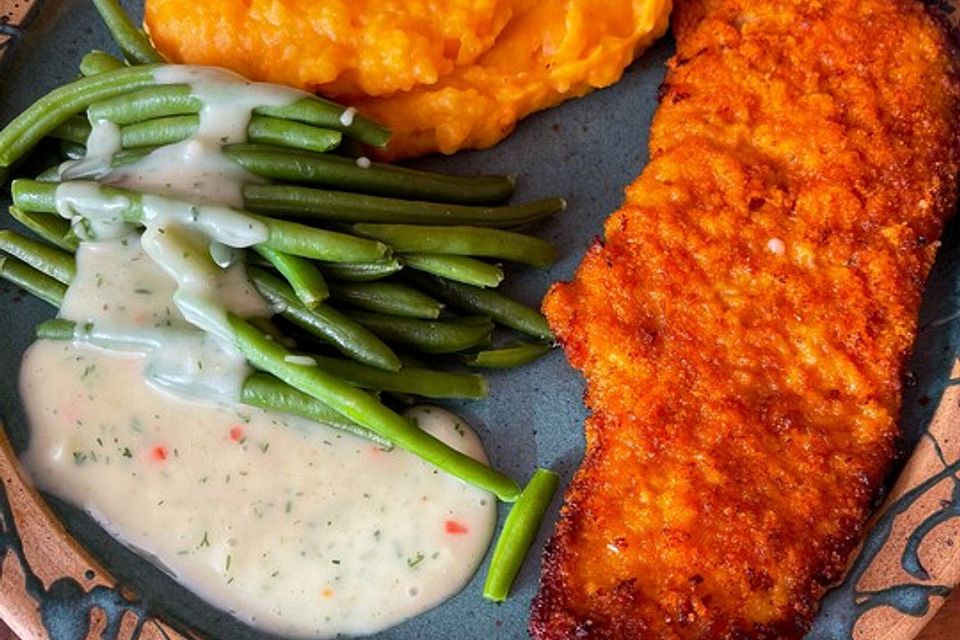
[533,1,960,638]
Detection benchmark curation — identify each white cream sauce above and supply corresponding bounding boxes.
[18,64,498,638]
[21,345,495,638]
[107,139,257,207]
[152,65,309,143]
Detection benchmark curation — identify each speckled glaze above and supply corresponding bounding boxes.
[0,1,958,639]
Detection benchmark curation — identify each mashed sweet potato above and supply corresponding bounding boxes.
[144,0,672,158]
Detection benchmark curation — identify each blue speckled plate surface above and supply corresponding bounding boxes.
[0,1,958,639]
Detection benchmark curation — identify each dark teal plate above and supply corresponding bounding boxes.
[0,1,958,638]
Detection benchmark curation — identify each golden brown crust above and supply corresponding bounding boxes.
[532,1,960,638]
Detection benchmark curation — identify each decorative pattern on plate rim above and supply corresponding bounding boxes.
[0,0,42,68]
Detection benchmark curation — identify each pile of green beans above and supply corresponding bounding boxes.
[0,0,561,602]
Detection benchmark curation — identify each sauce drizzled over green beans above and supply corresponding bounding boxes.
[1,17,561,634]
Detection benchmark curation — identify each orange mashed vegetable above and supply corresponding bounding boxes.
[144,0,672,158]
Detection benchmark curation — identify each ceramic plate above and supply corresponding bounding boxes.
[0,1,958,639]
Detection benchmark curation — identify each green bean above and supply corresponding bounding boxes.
[483,468,559,601]
[254,246,329,308]
[353,224,556,267]
[408,272,553,341]
[91,0,164,64]
[8,206,79,252]
[224,144,515,205]
[319,259,402,282]
[87,85,200,125]
[401,254,503,288]
[227,313,520,501]
[242,184,564,227]
[0,64,160,168]
[0,254,66,307]
[35,318,75,340]
[249,267,401,372]
[80,51,126,77]
[246,117,342,154]
[12,180,390,263]
[464,343,552,369]
[262,217,390,263]
[120,115,342,153]
[0,230,76,284]
[9,180,58,213]
[255,101,389,149]
[50,116,92,144]
[329,282,442,319]
[349,311,494,354]
[310,355,487,400]
[120,114,196,148]
[88,86,389,147]
[241,373,391,447]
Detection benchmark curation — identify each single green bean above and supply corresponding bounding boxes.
[80,50,126,77]
[464,343,552,369]
[88,86,389,147]
[120,115,342,153]
[318,259,402,282]
[0,64,160,168]
[87,85,200,125]
[310,355,487,400]
[408,273,553,341]
[12,180,389,263]
[224,144,515,205]
[227,313,520,501]
[254,246,329,308]
[35,318,75,340]
[262,217,390,263]
[0,254,66,307]
[242,184,564,227]
[483,468,559,601]
[255,101,389,149]
[249,267,401,372]
[241,373,391,447]
[246,117,342,154]
[120,114,195,148]
[401,254,503,288]
[91,0,164,64]
[354,224,557,267]
[329,282,442,319]
[0,229,76,283]
[349,311,494,354]
[9,181,59,213]
[50,116,93,144]
[8,206,79,252]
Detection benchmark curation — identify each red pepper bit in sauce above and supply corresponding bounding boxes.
[445,520,468,535]
[150,445,168,462]
[229,426,245,442]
